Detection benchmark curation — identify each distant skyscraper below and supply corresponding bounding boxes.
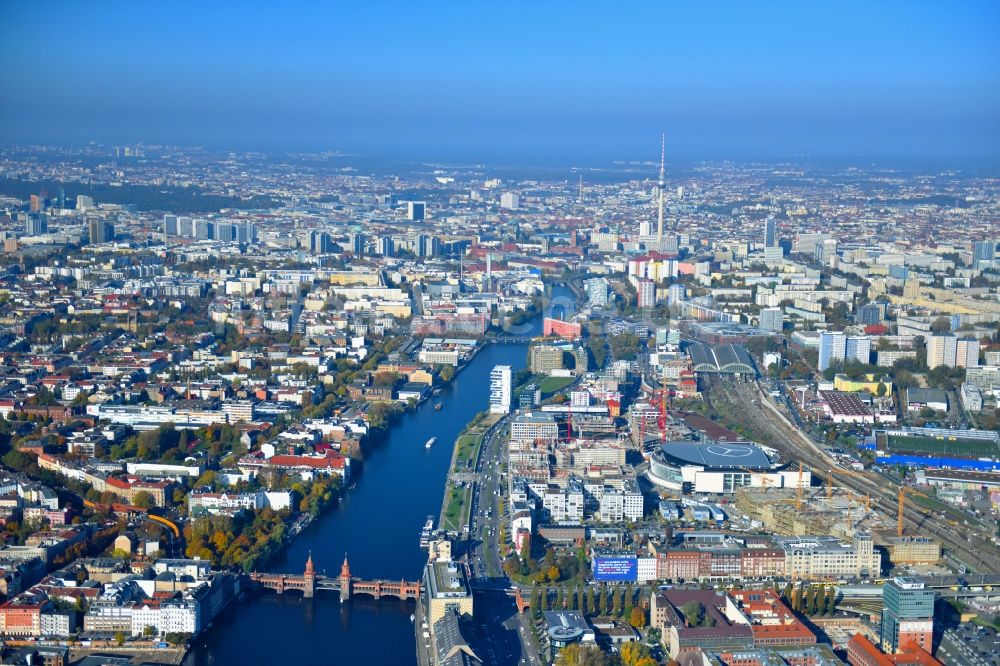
[973,240,996,269]
[88,218,114,244]
[760,307,783,333]
[191,218,213,240]
[215,222,236,242]
[926,334,958,369]
[880,577,934,654]
[857,303,882,326]
[375,236,394,257]
[24,213,48,236]
[845,335,872,365]
[489,365,512,414]
[417,234,439,257]
[764,216,777,248]
[350,232,366,256]
[499,192,519,210]
[309,231,333,254]
[163,215,179,236]
[818,331,846,371]
[234,223,255,243]
[75,195,94,211]
[636,279,655,308]
[407,201,426,221]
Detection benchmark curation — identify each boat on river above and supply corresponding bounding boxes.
[419,515,435,548]
[425,436,437,448]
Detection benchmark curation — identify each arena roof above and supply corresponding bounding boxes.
[657,441,773,470]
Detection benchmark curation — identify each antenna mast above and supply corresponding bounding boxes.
[656,134,666,250]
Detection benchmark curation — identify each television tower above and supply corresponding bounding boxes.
[656,134,665,250]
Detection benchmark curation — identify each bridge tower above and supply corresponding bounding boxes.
[339,553,351,603]
[303,552,316,598]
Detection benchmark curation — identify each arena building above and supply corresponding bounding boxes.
[647,441,805,494]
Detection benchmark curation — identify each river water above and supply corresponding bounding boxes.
[184,289,569,665]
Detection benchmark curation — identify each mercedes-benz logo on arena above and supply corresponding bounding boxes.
[706,445,753,458]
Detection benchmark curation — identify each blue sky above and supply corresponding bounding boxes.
[1,1,999,163]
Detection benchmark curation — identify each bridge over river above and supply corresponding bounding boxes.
[250,554,421,602]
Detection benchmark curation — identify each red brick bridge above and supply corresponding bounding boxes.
[250,554,420,602]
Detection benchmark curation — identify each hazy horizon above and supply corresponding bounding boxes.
[2,1,999,165]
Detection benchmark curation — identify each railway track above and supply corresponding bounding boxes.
[703,377,1000,573]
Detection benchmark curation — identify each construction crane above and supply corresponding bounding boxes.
[898,487,923,538]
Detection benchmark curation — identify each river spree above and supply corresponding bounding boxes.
[182,297,562,665]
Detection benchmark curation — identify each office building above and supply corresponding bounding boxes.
[760,308,784,333]
[88,218,114,244]
[489,365,512,414]
[309,231,333,254]
[973,240,995,269]
[925,334,958,369]
[349,232,366,256]
[880,577,934,654]
[375,236,394,256]
[845,336,872,365]
[215,222,236,242]
[24,213,48,236]
[76,195,94,211]
[500,192,519,210]
[417,234,439,257]
[818,331,846,371]
[406,201,426,221]
[584,278,610,306]
[764,216,777,248]
[529,345,564,374]
[191,218,213,240]
[163,215,179,236]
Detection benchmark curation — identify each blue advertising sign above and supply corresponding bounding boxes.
[592,556,637,582]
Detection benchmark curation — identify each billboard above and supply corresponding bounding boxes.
[592,556,637,582]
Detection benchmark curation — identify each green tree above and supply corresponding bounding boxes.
[132,491,156,510]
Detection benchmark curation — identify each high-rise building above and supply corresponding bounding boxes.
[214,222,236,242]
[191,218,213,240]
[88,219,114,244]
[499,192,519,210]
[880,577,934,654]
[350,233,366,256]
[375,236,394,257]
[973,240,996,269]
[489,365,512,414]
[163,215,178,236]
[234,223,255,243]
[406,201,426,221]
[763,216,777,248]
[845,336,872,365]
[24,213,48,236]
[417,234,439,258]
[956,337,980,368]
[637,279,656,308]
[857,303,882,326]
[309,231,333,254]
[818,331,846,371]
[760,308,784,333]
[75,195,94,211]
[926,334,958,369]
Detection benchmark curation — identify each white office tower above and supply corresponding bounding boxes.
[500,192,520,210]
[489,365,512,414]
[818,331,847,371]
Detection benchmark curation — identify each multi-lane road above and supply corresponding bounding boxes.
[464,415,542,666]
